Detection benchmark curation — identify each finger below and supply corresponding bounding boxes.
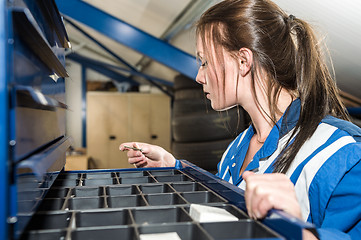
[242,171,254,180]
[128,156,146,165]
[119,143,128,151]
[251,185,278,219]
[248,183,301,219]
[256,193,274,218]
[139,145,150,155]
[245,180,270,219]
[243,173,291,219]
[133,142,140,149]
[135,161,148,168]
[247,184,279,219]
[243,172,259,218]
[127,150,143,158]
[244,173,294,192]
[119,142,135,151]
[256,188,301,219]
[270,193,302,218]
[134,160,147,168]
[244,177,256,218]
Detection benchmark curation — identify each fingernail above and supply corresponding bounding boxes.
[254,211,261,219]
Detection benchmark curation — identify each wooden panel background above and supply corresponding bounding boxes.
[87,92,171,169]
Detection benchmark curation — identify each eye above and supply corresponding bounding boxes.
[196,58,208,68]
[201,60,208,67]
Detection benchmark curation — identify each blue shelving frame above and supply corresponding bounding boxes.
[0,0,9,239]
[55,0,198,80]
[1,0,71,239]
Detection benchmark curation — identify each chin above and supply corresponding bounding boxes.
[211,102,237,112]
[210,102,220,111]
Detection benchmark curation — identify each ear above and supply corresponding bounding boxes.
[237,48,253,77]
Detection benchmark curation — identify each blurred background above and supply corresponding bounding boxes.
[59,0,361,172]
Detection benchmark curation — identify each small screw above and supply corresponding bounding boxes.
[9,140,16,146]
[123,145,143,153]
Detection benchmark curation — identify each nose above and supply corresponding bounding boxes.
[196,69,206,85]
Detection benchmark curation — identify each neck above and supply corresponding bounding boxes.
[244,89,294,143]
[251,115,272,144]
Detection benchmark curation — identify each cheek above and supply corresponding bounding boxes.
[206,70,218,91]
[207,67,235,109]
[213,84,229,110]
[223,72,239,104]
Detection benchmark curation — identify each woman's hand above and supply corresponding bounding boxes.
[119,142,176,168]
[242,172,317,240]
[242,171,302,220]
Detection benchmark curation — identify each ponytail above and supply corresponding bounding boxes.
[273,16,349,173]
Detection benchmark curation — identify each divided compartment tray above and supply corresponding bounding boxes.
[20,169,284,240]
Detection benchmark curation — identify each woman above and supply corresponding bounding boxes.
[120,0,361,239]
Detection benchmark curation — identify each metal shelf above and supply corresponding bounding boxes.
[12,8,68,78]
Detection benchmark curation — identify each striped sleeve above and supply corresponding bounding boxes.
[319,157,361,239]
[282,119,361,239]
[309,142,361,239]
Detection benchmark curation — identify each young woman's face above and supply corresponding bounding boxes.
[195,36,240,111]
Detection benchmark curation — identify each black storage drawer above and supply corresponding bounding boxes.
[15,105,66,161]
[19,168,285,240]
[9,1,70,162]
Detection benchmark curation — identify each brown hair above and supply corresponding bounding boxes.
[196,0,349,173]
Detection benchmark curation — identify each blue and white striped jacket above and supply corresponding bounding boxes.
[216,99,361,239]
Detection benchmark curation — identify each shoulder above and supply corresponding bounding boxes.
[310,116,361,174]
[294,117,361,167]
[291,117,361,188]
[321,116,361,141]
[299,117,361,226]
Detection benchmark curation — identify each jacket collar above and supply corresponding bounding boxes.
[230,98,301,184]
